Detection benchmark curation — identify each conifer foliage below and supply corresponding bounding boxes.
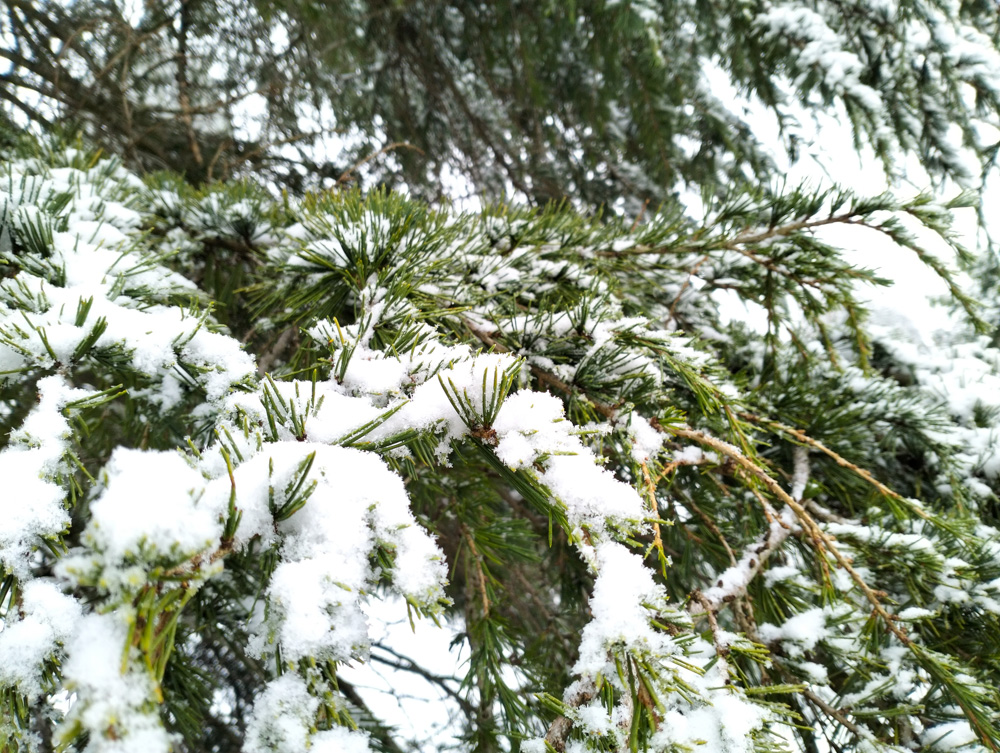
[0,140,997,752]
[4,0,1000,205]
[2,2,1000,753]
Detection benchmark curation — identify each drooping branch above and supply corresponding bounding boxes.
[597,210,864,258]
[671,426,912,646]
[740,411,935,522]
[689,446,807,616]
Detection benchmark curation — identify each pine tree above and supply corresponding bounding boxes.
[2,3,1000,753]
[4,0,1000,205]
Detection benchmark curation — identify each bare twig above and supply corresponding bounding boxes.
[685,494,738,567]
[336,678,408,753]
[370,643,473,715]
[802,687,867,739]
[629,199,650,232]
[256,327,296,377]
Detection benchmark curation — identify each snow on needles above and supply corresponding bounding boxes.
[0,158,255,407]
[573,542,673,677]
[241,444,448,663]
[0,150,794,751]
[0,376,93,578]
[534,542,771,752]
[493,390,646,531]
[0,579,81,701]
[245,674,372,753]
[60,612,175,753]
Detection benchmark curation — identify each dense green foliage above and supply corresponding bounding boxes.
[3,2,1000,753]
[5,0,1000,207]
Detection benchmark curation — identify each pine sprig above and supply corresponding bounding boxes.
[2,143,999,753]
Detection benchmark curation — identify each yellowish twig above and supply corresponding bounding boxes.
[671,426,910,646]
[740,412,933,522]
[640,460,668,573]
[461,524,490,618]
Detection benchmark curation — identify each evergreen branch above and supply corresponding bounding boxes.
[670,426,912,646]
[5,122,1000,753]
[597,209,863,258]
[666,253,710,324]
[463,317,618,421]
[739,412,939,526]
[639,460,668,573]
[682,494,739,568]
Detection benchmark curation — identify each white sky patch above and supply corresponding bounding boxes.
[338,596,468,753]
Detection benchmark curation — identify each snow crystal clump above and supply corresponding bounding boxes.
[85,448,217,565]
[59,613,174,753]
[0,580,82,699]
[241,444,448,663]
[493,391,646,530]
[0,377,88,577]
[573,542,673,676]
[244,674,318,753]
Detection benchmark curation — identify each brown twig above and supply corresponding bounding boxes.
[336,141,425,186]
[544,680,596,752]
[739,412,934,522]
[654,452,716,484]
[671,427,911,646]
[802,688,867,739]
[629,199,650,232]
